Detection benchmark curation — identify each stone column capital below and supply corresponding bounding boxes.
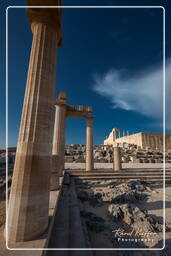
[27,0,62,46]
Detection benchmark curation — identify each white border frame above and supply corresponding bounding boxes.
[6,5,166,251]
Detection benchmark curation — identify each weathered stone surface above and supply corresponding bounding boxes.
[98,180,148,203]
[108,203,164,232]
[128,180,146,191]
[86,117,94,171]
[113,146,122,171]
[111,191,148,204]
[7,17,59,243]
[108,204,124,221]
[104,129,171,150]
[50,93,67,190]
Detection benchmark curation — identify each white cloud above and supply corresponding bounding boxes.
[93,60,171,130]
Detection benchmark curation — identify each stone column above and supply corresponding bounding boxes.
[112,129,116,142]
[155,136,158,150]
[123,130,125,137]
[113,147,121,171]
[86,117,94,171]
[50,93,67,190]
[7,6,61,244]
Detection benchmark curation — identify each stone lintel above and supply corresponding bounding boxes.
[66,111,94,119]
[27,0,62,46]
[67,105,92,113]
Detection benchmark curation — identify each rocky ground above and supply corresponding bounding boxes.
[0,174,12,229]
[1,145,171,169]
[0,200,5,228]
[76,178,171,253]
[0,162,170,254]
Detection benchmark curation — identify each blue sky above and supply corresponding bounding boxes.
[0,0,171,148]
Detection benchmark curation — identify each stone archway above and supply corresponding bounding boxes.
[50,92,94,190]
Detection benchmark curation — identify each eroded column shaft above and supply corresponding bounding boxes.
[51,104,66,190]
[86,118,94,171]
[7,22,58,244]
[113,147,122,171]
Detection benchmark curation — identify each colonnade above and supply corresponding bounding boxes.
[7,0,95,242]
[50,92,94,190]
[142,133,162,150]
[6,0,119,246]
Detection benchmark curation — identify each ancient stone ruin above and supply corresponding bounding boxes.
[104,127,171,150]
[1,1,170,255]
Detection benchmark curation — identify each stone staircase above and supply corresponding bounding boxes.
[68,169,171,184]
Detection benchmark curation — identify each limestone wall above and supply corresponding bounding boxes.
[115,133,143,147]
[104,130,171,150]
[142,133,171,150]
[104,130,115,145]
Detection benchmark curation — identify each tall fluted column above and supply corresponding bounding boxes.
[86,117,94,171]
[50,93,67,190]
[113,147,122,171]
[7,5,61,244]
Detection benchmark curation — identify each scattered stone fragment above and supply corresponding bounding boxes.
[98,180,149,203]
[108,203,165,233]
[108,204,124,221]
[111,191,148,204]
[78,190,103,207]
[128,180,147,191]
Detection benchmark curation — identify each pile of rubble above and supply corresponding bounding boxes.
[108,203,163,233]
[0,151,15,170]
[103,180,149,203]
[1,144,170,169]
[78,180,166,238]
[64,144,170,163]
[77,180,150,206]
[0,175,12,200]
